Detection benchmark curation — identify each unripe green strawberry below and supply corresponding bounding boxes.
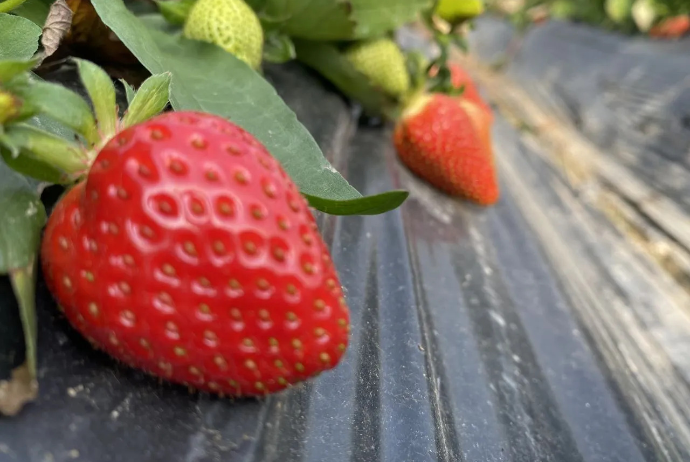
[606,0,633,23]
[435,0,484,23]
[183,0,263,70]
[344,39,411,100]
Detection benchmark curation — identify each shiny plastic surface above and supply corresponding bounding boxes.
[1,59,689,461]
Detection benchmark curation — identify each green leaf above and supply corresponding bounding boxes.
[121,72,171,128]
[406,50,430,93]
[10,267,38,380]
[119,79,136,106]
[0,161,43,415]
[0,161,46,273]
[250,0,355,40]
[155,0,196,25]
[75,59,118,142]
[263,31,296,64]
[294,40,394,117]
[305,190,409,215]
[0,59,37,83]
[350,0,433,38]
[27,111,75,140]
[91,1,406,215]
[249,0,432,40]
[244,0,266,9]
[11,0,52,26]
[0,13,41,60]
[9,77,99,145]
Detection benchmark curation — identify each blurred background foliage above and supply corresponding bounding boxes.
[486,0,690,34]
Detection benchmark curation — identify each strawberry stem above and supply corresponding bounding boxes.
[9,264,37,378]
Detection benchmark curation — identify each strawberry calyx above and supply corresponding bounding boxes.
[417,1,474,99]
[0,58,172,184]
[400,92,433,120]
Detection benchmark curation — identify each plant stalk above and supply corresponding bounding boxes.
[0,0,28,14]
[10,264,37,378]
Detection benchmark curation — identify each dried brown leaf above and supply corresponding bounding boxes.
[63,0,138,66]
[0,363,38,416]
[41,0,74,58]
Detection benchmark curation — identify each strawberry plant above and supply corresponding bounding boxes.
[383,0,499,204]
[344,38,412,100]
[0,0,443,415]
[0,0,496,417]
[261,0,498,202]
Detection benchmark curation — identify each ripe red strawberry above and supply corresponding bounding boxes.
[429,63,493,119]
[41,111,350,396]
[650,15,690,39]
[394,93,499,205]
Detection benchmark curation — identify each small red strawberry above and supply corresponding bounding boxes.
[430,63,493,119]
[41,111,350,396]
[650,15,690,39]
[394,93,499,205]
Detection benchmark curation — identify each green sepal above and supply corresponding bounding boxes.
[75,59,118,143]
[0,59,37,84]
[119,79,136,106]
[121,72,171,128]
[1,123,87,178]
[8,77,99,145]
[263,31,295,64]
[405,50,430,96]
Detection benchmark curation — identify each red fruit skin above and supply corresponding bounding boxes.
[41,111,350,396]
[650,15,690,39]
[394,94,499,205]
